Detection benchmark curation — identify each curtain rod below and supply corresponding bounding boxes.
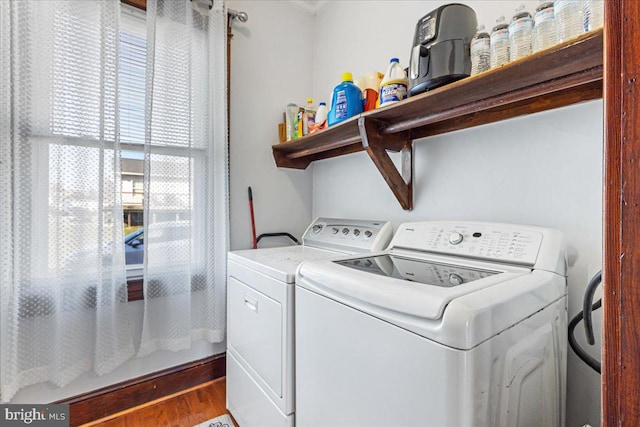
[121,1,248,21]
[188,0,248,21]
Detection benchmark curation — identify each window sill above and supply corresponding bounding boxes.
[127,278,144,302]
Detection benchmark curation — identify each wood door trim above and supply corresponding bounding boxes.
[602,0,640,425]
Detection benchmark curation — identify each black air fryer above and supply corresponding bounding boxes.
[409,3,478,96]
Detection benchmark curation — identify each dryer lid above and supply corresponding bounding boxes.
[229,246,339,283]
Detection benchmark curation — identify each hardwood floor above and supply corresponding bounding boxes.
[83,378,235,427]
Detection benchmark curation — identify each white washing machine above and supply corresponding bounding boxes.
[226,218,393,427]
[295,221,567,427]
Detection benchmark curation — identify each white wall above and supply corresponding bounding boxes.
[227,0,314,251]
[312,2,603,426]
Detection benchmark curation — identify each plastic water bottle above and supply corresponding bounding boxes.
[583,0,604,32]
[509,5,534,61]
[555,0,584,43]
[470,25,491,75]
[490,16,510,69]
[533,1,556,53]
[327,72,363,126]
[379,58,408,106]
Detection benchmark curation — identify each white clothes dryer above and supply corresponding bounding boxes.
[226,218,393,427]
[295,221,567,427]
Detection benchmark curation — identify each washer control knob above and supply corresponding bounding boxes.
[332,227,339,234]
[342,228,350,235]
[449,273,463,286]
[353,229,361,236]
[364,230,373,239]
[448,232,464,245]
[312,224,323,234]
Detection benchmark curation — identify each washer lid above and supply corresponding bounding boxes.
[297,251,530,320]
[334,254,500,287]
[228,246,340,283]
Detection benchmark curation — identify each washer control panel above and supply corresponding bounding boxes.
[391,222,544,266]
[303,218,394,254]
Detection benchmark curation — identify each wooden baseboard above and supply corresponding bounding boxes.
[56,352,226,426]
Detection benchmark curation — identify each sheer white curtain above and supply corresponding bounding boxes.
[0,0,134,402]
[138,0,228,356]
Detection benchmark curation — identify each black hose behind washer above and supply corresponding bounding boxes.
[582,270,602,345]
[256,232,300,245]
[568,270,602,374]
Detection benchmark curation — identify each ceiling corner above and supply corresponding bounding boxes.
[287,0,329,16]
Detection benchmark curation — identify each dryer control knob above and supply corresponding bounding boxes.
[353,229,361,236]
[448,232,464,245]
[332,227,339,234]
[342,228,350,235]
[312,224,323,233]
[449,273,463,286]
[364,230,373,239]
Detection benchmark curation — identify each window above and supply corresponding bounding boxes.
[119,4,208,278]
[3,4,229,398]
[120,5,146,273]
[29,3,212,285]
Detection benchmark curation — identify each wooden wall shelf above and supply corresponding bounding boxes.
[272,29,603,210]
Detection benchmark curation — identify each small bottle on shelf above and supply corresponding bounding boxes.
[309,102,328,134]
[490,16,510,69]
[315,102,328,125]
[285,102,298,141]
[295,107,304,139]
[583,0,604,32]
[533,1,556,53]
[471,25,491,75]
[509,5,534,61]
[302,98,316,136]
[555,0,584,43]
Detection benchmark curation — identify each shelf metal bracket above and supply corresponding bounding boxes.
[358,116,414,210]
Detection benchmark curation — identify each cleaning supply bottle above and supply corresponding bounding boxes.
[328,73,363,126]
[310,102,328,133]
[356,72,384,111]
[379,58,408,106]
[295,106,306,138]
[310,103,328,134]
[302,98,316,136]
[285,102,298,141]
[315,102,328,125]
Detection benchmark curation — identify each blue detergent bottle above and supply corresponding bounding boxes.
[328,72,363,126]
